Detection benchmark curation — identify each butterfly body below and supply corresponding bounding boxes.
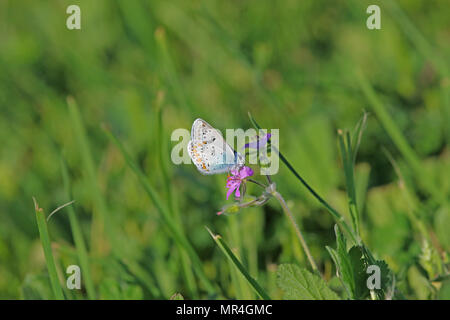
[187,118,244,175]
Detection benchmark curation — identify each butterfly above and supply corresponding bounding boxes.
[187,118,245,175]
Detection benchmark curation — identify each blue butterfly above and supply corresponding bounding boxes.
[187,119,245,175]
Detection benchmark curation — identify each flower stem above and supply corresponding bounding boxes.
[248,112,358,244]
[274,145,359,245]
[272,191,319,273]
[247,178,267,189]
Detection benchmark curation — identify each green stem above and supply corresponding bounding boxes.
[206,227,271,300]
[248,112,358,244]
[271,191,319,273]
[277,147,358,244]
[247,178,267,189]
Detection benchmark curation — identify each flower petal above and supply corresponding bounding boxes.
[226,183,239,200]
[243,133,272,150]
[234,186,241,198]
[239,166,254,179]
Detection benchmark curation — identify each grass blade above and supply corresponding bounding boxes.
[206,227,271,300]
[60,158,96,299]
[120,258,162,298]
[356,71,445,204]
[338,130,360,239]
[385,1,448,77]
[154,28,193,113]
[156,97,198,297]
[103,127,216,295]
[67,97,162,298]
[351,112,368,164]
[33,198,64,300]
[227,215,254,299]
[67,96,112,254]
[248,112,358,244]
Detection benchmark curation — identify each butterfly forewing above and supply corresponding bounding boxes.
[187,119,244,175]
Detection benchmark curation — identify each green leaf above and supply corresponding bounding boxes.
[371,259,393,296]
[326,225,357,299]
[348,246,370,299]
[326,225,368,299]
[359,253,394,299]
[276,264,340,300]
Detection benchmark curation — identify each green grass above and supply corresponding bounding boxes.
[206,227,270,300]
[357,71,447,206]
[33,198,64,300]
[0,0,448,300]
[60,158,96,299]
[104,127,216,295]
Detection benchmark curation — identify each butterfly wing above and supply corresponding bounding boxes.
[188,140,232,175]
[187,119,244,175]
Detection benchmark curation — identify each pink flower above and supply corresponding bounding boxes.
[226,166,254,200]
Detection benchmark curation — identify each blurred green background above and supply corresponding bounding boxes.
[0,0,448,299]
